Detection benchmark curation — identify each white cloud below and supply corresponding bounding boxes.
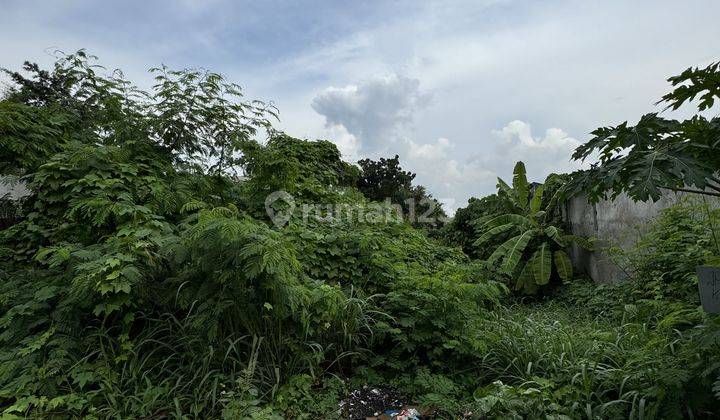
[2,0,718,215]
[405,137,452,160]
[322,123,360,161]
[399,137,495,214]
[389,120,587,215]
[309,71,586,215]
[311,74,428,155]
[488,120,585,175]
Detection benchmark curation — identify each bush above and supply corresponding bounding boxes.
[613,199,720,301]
[2,51,719,418]
[441,194,513,257]
[473,302,718,418]
[474,162,590,294]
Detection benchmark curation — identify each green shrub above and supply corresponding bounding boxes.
[474,303,718,418]
[613,199,720,301]
[371,262,505,372]
[2,51,719,419]
[475,162,590,294]
[440,193,513,257]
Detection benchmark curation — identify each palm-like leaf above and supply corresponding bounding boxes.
[473,223,515,248]
[488,230,535,274]
[496,177,513,198]
[544,226,566,247]
[479,160,590,294]
[554,250,573,281]
[530,243,551,285]
[511,161,529,208]
[529,184,544,213]
[472,213,499,230]
[516,261,537,293]
[482,214,535,230]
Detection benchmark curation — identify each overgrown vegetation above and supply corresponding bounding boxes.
[1,51,719,418]
[569,62,720,201]
[611,198,720,302]
[474,162,590,294]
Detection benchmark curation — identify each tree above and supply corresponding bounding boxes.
[476,162,590,294]
[237,132,362,217]
[570,61,720,202]
[1,50,277,176]
[357,155,447,227]
[441,194,514,257]
[357,155,415,203]
[0,51,509,417]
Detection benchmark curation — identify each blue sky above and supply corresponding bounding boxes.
[2,0,719,212]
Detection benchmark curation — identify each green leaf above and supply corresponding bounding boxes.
[73,371,96,389]
[554,250,573,282]
[482,213,535,230]
[512,161,529,207]
[33,285,59,301]
[529,184,544,213]
[496,177,512,197]
[542,188,564,219]
[515,261,535,292]
[544,226,566,246]
[562,234,594,250]
[473,223,515,248]
[488,230,535,274]
[530,243,551,285]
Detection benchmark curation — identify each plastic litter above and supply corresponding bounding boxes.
[338,384,430,419]
[364,406,422,419]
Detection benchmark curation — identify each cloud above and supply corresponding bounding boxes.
[311,74,428,155]
[398,121,587,214]
[322,123,360,161]
[488,120,585,175]
[398,137,495,214]
[457,120,588,196]
[405,137,452,161]
[309,72,586,215]
[2,0,718,215]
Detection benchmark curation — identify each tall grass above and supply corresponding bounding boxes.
[473,301,714,419]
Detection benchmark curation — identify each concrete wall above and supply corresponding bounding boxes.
[564,190,711,283]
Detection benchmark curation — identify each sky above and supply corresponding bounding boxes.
[1,0,719,213]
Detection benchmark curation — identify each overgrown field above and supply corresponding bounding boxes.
[1,52,719,418]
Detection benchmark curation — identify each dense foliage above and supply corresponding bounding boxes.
[611,198,720,301]
[1,52,719,418]
[469,162,590,294]
[357,155,447,229]
[569,61,720,202]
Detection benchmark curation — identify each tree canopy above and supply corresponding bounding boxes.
[570,61,720,202]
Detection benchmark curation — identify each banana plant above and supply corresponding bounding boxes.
[474,162,591,293]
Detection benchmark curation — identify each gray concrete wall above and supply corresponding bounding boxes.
[564,190,714,283]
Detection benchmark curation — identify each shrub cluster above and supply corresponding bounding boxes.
[1,52,719,418]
